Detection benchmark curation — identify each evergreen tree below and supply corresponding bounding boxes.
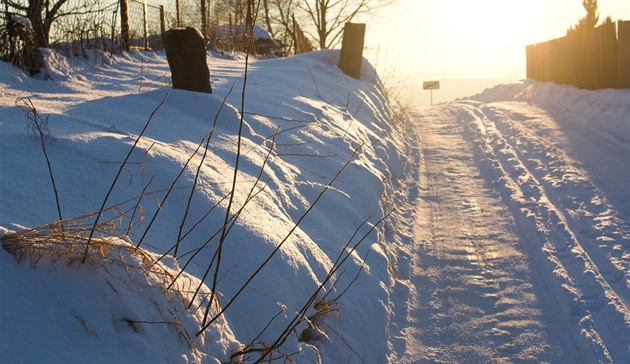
[568,0,600,34]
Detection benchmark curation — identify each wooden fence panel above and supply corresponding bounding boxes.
[526,21,628,90]
[525,44,537,80]
[592,22,617,89]
[573,29,594,89]
[619,20,630,88]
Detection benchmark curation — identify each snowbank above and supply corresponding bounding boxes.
[0,49,408,363]
[469,80,630,146]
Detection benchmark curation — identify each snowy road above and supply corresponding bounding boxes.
[391,100,630,363]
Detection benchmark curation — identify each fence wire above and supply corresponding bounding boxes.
[2,0,289,60]
[128,0,165,50]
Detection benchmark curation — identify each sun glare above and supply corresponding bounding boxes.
[367,0,629,94]
[436,0,541,49]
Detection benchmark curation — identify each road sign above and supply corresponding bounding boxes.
[423,80,440,105]
[423,81,440,90]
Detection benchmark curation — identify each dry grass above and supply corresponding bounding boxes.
[0,210,220,354]
[1,210,180,301]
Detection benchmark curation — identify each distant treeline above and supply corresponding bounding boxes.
[526,20,630,90]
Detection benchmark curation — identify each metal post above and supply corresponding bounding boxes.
[142,0,149,50]
[175,0,181,27]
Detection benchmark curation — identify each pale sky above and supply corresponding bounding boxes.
[364,0,630,81]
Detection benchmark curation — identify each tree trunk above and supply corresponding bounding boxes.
[24,0,70,48]
[26,0,47,47]
[318,0,327,49]
[262,0,275,37]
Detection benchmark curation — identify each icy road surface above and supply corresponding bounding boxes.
[391,100,630,363]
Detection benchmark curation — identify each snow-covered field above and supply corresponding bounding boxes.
[1,48,629,363]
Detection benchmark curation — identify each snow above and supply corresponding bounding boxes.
[11,15,32,28]
[1,47,629,363]
[393,83,629,362]
[469,80,630,145]
[213,24,275,40]
[0,49,407,363]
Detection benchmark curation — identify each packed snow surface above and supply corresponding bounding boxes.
[1,48,629,363]
[388,81,629,363]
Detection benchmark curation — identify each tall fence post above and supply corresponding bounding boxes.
[338,22,366,79]
[119,0,130,51]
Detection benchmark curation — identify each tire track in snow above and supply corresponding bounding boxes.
[479,102,630,303]
[394,106,570,363]
[457,101,630,362]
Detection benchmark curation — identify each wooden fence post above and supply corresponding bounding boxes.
[119,0,130,51]
[338,22,366,79]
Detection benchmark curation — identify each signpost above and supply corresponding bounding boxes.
[423,80,440,106]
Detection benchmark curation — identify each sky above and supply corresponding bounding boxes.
[363,0,630,105]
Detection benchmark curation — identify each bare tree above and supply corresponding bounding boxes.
[6,0,108,48]
[261,0,274,37]
[5,0,67,47]
[211,0,389,54]
[299,0,388,49]
[265,0,296,52]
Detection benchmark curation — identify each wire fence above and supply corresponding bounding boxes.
[127,0,166,50]
[1,0,175,60]
[1,0,293,64]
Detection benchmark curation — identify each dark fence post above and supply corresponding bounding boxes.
[163,27,212,94]
[119,0,130,51]
[619,20,630,88]
[338,22,366,79]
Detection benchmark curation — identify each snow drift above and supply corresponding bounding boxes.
[470,80,630,146]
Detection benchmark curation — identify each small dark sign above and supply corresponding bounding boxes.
[423,81,440,90]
